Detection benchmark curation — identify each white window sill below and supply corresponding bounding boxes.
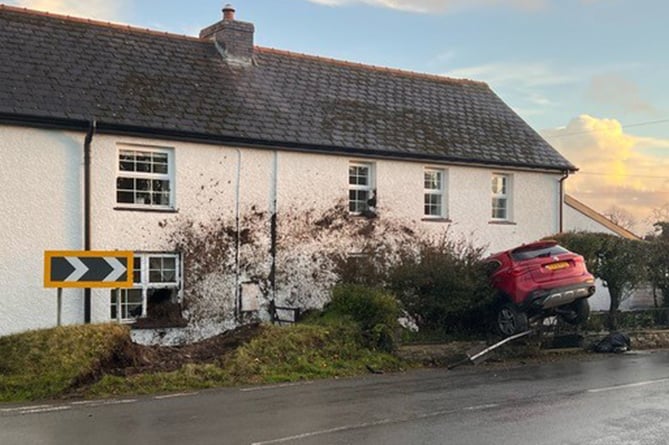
[488,220,517,225]
[421,217,451,223]
[114,206,178,214]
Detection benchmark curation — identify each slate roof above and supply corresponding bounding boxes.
[0,5,575,171]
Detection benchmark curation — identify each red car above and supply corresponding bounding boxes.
[485,240,596,336]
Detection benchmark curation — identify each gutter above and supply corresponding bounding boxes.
[83,120,97,323]
[0,113,578,174]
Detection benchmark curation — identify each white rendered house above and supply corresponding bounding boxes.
[0,5,578,341]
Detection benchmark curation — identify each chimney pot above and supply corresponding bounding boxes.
[223,4,235,20]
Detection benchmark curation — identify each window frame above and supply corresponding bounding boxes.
[491,173,512,221]
[423,167,447,219]
[348,162,375,215]
[116,145,175,210]
[111,252,182,323]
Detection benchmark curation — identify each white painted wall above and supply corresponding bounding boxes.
[278,152,561,254]
[1,125,564,339]
[0,126,85,334]
[563,204,619,236]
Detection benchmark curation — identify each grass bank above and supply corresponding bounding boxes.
[0,324,129,402]
[0,322,405,403]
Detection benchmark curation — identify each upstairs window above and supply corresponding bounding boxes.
[116,146,174,209]
[491,173,512,221]
[349,162,375,215]
[424,168,446,218]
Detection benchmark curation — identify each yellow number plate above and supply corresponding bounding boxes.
[545,261,569,271]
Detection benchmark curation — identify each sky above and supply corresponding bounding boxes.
[6,0,669,235]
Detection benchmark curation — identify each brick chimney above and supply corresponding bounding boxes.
[200,4,254,64]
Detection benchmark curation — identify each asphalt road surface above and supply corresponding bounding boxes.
[2,350,669,444]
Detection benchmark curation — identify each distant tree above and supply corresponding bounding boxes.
[603,206,636,231]
[652,221,669,242]
[645,204,669,236]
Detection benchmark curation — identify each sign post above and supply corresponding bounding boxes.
[57,288,62,326]
[44,251,134,325]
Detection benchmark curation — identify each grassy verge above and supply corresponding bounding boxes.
[89,322,404,397]
[0,324,129,402]
[0,321,406,402]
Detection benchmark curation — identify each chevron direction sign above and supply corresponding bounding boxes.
[44,251,134,288]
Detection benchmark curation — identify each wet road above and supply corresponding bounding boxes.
[2,350,669,444]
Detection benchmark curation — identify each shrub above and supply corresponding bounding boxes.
[551,231,647,330]
[387,237,493,336]
[324,284,401,351]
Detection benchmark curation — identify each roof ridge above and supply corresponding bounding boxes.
[0,4,200,42]
[1,4,488,88]
[255,46,488,88]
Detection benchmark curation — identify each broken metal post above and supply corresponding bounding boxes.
[448,329,534,370]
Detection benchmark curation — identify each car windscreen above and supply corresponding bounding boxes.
[510,244,570,261]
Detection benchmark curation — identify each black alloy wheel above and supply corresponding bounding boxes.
[496,303,529,337]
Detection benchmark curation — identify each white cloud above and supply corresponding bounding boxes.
[306,0,548,13]
[7,0,128,21]
[542,115,669,233]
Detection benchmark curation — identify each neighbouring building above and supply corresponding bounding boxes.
[562,194,650,311]
[563,194,641,240]
[0,5,579,342]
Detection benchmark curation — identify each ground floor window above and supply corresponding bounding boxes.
[111,252,181,323]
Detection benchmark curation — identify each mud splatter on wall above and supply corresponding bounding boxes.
[160,200,433,330]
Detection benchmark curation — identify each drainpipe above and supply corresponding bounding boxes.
[234,148,242,320]
[84,120,96,323]
[269,151,278,316]
[558,170,569,234]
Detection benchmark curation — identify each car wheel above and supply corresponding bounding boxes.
[496,303,529,337]
[560,298,590,325]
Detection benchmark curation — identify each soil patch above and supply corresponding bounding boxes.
[108,323,263,376]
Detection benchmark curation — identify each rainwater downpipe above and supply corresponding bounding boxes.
[84,120,97,323]
[558,170,569,233]
[234,148,242,320]
[269,151,278,313]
